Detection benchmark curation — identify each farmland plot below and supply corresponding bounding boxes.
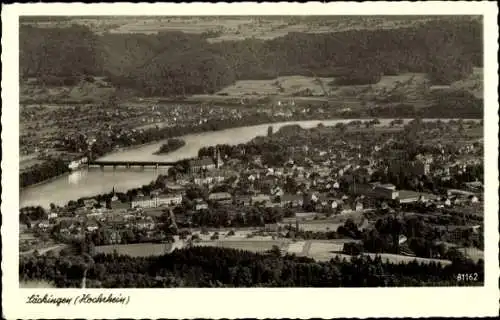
[20,280,56,288]
[362,253,452,265]
[94,243,172,257]
[286,241,306,254]
[306,240,359,261]
[458,247,484,263]
[194,240,288,253]
[216,76,336,97]
[298,222,344,232]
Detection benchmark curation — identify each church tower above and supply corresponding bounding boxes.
[214,147,223,169]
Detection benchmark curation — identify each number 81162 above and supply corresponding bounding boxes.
[456,273,479,281]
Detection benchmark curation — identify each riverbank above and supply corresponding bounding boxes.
[20,117,481,208]
[20,170,71,192]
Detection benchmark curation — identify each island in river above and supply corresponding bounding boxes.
[153,138,186,155]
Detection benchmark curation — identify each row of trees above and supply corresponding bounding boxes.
[174,205,289,229]
[19,246,483,288]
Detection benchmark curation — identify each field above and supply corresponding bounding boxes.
[286,213,365,232]
[295,240,453,265]
[194,240,288,253]
[192,72,439,107]
[21,16,464,42]
[91,231,455,266]
[363,253,452,265]
[297,222,344,232]
[297,240,361,261]
[458,247,484,262]
[398,190,439,201]
[294,212,322,219]
[215,76,336,97]
[94,243,172,257]
[19,280,56,288]
[287,241,306,254]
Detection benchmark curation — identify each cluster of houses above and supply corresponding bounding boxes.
[24,130,483,245]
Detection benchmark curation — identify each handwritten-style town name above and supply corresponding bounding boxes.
[26,293,129,306]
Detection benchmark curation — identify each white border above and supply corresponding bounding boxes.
[2,2,499,318]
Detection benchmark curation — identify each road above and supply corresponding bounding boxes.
[20,244,68,256]
[301,241,312,256]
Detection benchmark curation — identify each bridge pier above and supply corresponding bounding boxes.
[155,164,159,169]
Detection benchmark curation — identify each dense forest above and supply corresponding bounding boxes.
[20,18,482,96]
[20,159,70,188]
[19,246,483,288]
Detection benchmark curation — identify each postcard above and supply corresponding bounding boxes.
[2,2,499,318]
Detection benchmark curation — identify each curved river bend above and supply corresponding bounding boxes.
[20,118,467,208]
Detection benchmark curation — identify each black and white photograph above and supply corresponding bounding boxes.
[2,2,499,319]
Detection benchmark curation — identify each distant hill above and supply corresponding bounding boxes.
[20,17,482,98]
[20,77,116,104]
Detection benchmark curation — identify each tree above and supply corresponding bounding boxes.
[179,230,190,240]
[342,242,363,255]
[270,245,281,257]
[210,233,219,240]
[446,247,467,263]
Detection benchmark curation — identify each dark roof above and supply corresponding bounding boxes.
[235,195,252,201]
[252,194,271,201]
[189,157,215,167]
[281,194,303,202]
[132,196,154,202]
[208,192,232,200]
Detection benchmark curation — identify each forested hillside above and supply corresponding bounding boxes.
[20,246,483,288]
[20,25,102,84]
[20,18,482,97]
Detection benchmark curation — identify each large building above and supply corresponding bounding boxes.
[208,192,233,204]
[193,169,237,185]
[131,196,157,209]
[188,157,216,173]
[131,193,183,209]
[188,148,224,174]
[388,159,431,176]
[156,193,183,207]
[350,182,399,200]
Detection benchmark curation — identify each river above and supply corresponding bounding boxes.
[19,118,470,208]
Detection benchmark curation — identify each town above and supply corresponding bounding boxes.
[20,118,484,285]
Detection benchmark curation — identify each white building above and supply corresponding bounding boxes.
[131,194,183,208]
[131,196,157,209]
[157,193,183,207]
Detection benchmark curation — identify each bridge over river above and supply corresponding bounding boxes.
[88,159,185,169]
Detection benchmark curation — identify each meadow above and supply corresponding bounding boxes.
[94,242,172,257]
[194,239,288,253]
